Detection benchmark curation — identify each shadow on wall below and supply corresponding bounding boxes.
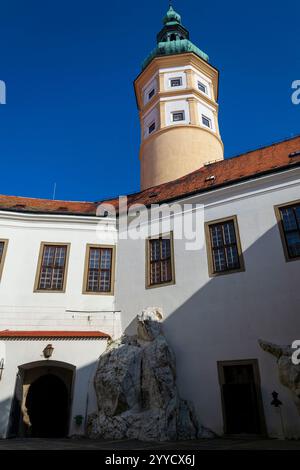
[0,359,99,439]
[122,222,300,436]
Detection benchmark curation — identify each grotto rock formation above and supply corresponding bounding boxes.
[88,308,213,441]
[259,339,300,414]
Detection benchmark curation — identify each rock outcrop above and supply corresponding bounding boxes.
[259,339,300,414]
[88,308,213,441]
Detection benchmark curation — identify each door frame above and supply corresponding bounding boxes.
[8,360,75,438]
[217,359,267,436]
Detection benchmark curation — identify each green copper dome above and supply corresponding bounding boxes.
[142,7,209,70]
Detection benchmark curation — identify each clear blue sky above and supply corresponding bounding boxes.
[0,0,299,202]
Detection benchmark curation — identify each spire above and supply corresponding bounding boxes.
[163,5,182,26]
[141,6,209,70]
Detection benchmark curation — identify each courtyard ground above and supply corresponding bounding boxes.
[0,437,300,450]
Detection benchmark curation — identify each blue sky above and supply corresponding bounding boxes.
[0,0,299,202]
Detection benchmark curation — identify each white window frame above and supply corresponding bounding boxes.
[202,114,212,128]
[172,111,185,122]
[148,88,155,101]
[148,121,156,134]
[198,81,208,94]
[170,77,183,88]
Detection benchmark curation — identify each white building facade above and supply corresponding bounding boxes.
[0,6,300,440]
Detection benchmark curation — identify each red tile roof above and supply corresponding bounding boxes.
[0,330,110,339]
[0,136,299,215]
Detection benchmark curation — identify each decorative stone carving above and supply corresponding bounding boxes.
[88,308,213,441]
[259,339,300,414]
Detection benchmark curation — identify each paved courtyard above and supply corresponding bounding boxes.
[0,437,300,450]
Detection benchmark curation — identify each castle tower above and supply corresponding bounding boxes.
[134,6,224,190]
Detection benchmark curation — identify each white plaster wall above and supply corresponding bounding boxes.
[143,107,159,139]
[164,70,187,91]
[194,72,212,99]
[115,168,300,438]
[197,101,216,131]
[143,77,158,105]
[165,100,190,126]
[0,213,120,337]
[0,338,106,438]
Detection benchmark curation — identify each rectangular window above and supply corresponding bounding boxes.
[205,217,245,276]
[149,122,156,134]
[148,88,155,100]
[35,243,70,292]
[172,111,185,122]
[147,234,175,288]
[275,202,300,261]
[198,81,207,94]
[0,239,8,281]
[202,114,212,128]
[83,245,115,294]
[170,77,182,87]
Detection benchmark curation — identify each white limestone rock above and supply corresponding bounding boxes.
[259,339,300,414]
[88,307,211,441]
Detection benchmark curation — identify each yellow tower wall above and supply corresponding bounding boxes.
[140,125,224,189]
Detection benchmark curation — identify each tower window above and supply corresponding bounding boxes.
[198,81,207,94]
[148,88,155,100]
[202,114,212,128]
[172,111,185,122]
[170,77,182,87]
[148,122,156,134]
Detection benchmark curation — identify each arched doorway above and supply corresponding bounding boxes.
[8,361,75,438]
[25,374,69,437]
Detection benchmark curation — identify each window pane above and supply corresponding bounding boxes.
[225,245,240,269]
[294,205,300,226]
[286,231,300,258]
[280,207,297,231]
[150,240,160,261]
[213,248,227,272]
[223,222,236,245]
[172,112,184,122]
[210,225,223,248]
[198,82,207,93]
[161,239,171,259]
[52,268,64,290]
[88,270,99,291]
[39,267,52,289]
[161,260,172,282]
[54,247,66,267]
[0,242,4,263]
[149,122,156,134]
[202,115,211,128]
[42,246,55,267]
[150,261,161,285]
[170,78,182,87]
[100,270,111,292]
[89,248,100,269]
[100,249,112,269]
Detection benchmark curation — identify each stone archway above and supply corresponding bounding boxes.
[8,361,75,438]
